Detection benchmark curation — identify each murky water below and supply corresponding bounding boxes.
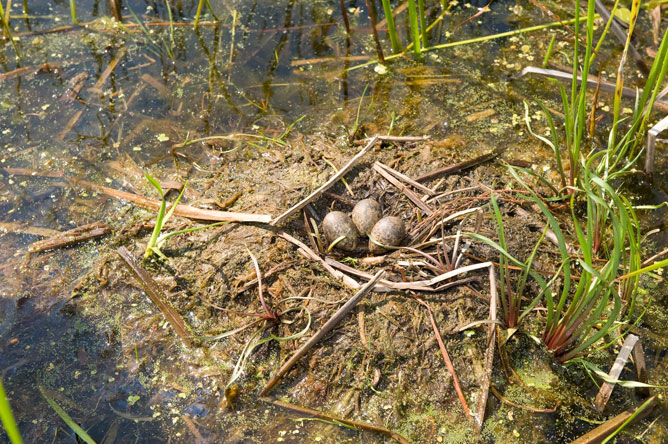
[1,0,667,443]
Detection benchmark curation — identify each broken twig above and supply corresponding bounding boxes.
[117,247,193,348]
[594,334,639,412]
[28,222,111,253]
[259,270,384,396]
[260,398,410,444]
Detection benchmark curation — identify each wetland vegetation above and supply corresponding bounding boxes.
[1,0,668,443]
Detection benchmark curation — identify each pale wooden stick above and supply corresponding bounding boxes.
[374,161,435,195]
[594,334,640,412]
[373,162,434,214]
[0,168,272,223]
[474,264,498,432]
[259,270,384,396]
[260,398,410,444]
[271,136,379,225]
[356,135,429,143]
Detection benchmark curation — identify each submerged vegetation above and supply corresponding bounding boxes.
[1,0,668,443]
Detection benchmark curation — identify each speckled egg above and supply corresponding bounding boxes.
[352,199,382,236]
[369,216,406,254]
[322,211,359,251]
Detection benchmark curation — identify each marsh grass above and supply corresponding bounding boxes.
[381,0,401,52]
[39,386,95,444]
[0,1,19,56]
[533,0,668,192]
[128,5,174,60]
[507,165,668,363]
[0,377,22,444]
[194,0,218,29]
[69,0,77,24]
[490,191,548,328]
[407,0,421,56]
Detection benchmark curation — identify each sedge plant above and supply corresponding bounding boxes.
[143,174,229,260]
[531,0,668,194]
[506,165,668,363]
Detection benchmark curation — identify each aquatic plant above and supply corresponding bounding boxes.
[69,0,78,25]
[380,0,401,52]
[507,165,668,363]
[194,0,218,29]
[0,1,19,56]
[39,386,96,444]
[143,174,186,260]
[530,0,668,192]
[488,191,547,328]
[128,6,174,60]
[0,377,22,444]
[407,0,421,56]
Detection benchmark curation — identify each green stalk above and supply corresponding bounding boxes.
[601,396,656,444]
[609,0,640,157]
[418,0,427,49]
[194,0,204,28]
[348,17,581,72]
[0,378,22,444]
[381,0,401,52]
[0,0,19,56]
[69,0,77,24]
[541,33,556,68]
[39,387,96,444]
[407,0,421,56]
[490,191,510,324]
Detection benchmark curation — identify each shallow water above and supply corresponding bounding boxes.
[1,1,667,443]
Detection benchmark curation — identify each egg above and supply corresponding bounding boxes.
[322,211,359,251]
[352,198,382,236]
[369,216,406,254]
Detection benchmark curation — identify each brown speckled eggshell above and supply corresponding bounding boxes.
[369,216,406,254]
[352,199,382,236]
[322,211,359,251]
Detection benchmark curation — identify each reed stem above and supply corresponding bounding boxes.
[381,0,401,52]
[407,0,421,55]
[69,0,77,24]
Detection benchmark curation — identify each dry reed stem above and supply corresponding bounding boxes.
[594,334,639,412]
[117,247,193,347]
[260,397,410,444]
[414,295,472,419]
[259,270,384,396]
[28,222,111,253]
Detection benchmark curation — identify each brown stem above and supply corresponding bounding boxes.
[364,0,385,63]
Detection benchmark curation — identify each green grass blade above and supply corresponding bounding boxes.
[0,378,22,444]
[194,0,204,28]
[39,387,96,444]
[418,0,427,48]
[490,191,510,322]
[69,0,78,24]
[381,0,402,52]
[144,173,166,260]
[407,0,421,56]
[541,33,556,68]
[0,2,20,57]
[507,166,571,325]
[163,180,187,225]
